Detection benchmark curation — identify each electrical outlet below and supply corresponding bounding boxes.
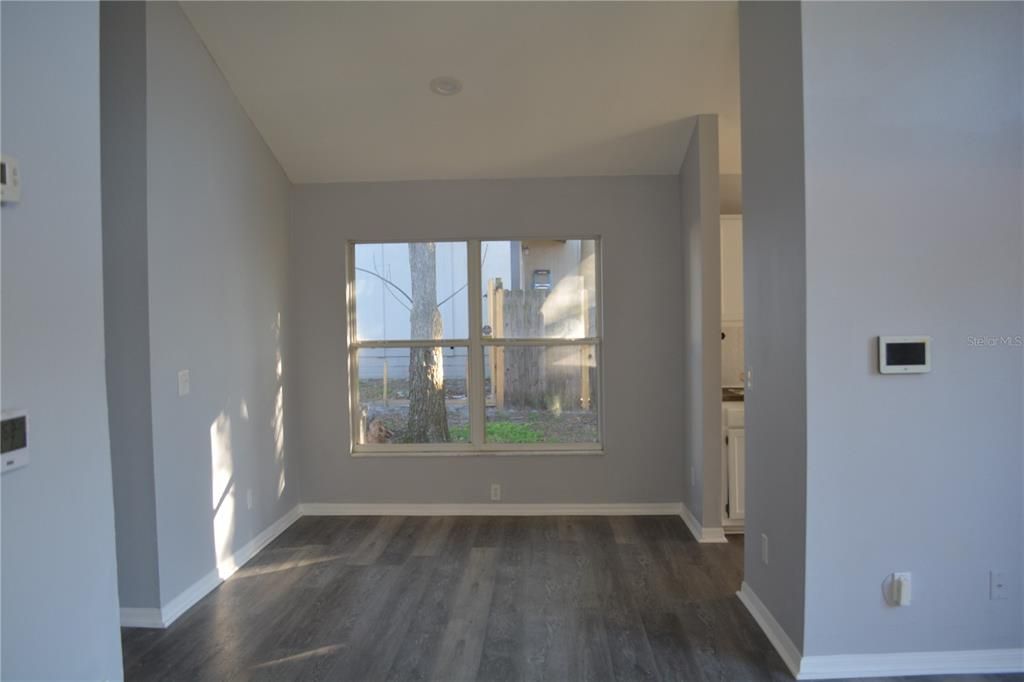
[990,570,1009,600]
[760,533,769,565]
[745,368,753,390]
[490,483,501,502]
[246,489,254,510]
[177,369,190,397]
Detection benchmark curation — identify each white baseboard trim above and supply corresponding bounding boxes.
[737,581,802,678]
[300,502,684,517]
[798,648,1024,679]
[158,565,225,628]
[679,502,728,543]
[120,504,302,629]
[119,607,165,629]
[737,581,1023,679]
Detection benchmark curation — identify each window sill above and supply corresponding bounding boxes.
[350,448,605,458]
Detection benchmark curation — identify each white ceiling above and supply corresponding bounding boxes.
[182,2,741,184]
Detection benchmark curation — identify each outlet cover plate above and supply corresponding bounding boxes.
[991,570,1009,600]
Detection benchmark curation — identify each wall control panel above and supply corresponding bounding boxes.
[878,336,931,374]
[1,410,30,473]
[1,155,21,204]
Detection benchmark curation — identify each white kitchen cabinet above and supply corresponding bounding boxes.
[722,402,745,530]
[720,216,744,324]
[726,428,745,521]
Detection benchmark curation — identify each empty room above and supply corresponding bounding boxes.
[1,1,1022,681]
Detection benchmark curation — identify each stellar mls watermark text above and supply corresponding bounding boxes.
[968,335,1024,347]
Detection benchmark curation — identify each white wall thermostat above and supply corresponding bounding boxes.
[878,336,931,374]
[1,155,21,204]
[1,410,30,473]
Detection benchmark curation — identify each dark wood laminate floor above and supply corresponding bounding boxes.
[122,516,1021,682]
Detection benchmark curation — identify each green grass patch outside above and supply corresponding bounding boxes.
[449,421,542,444]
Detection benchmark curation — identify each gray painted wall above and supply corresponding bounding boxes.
[101,1,296,608]
[739,0,1023,657]
[102,0,161,610]
[737,0,808,650]
[678,115,724,529]
[800,1,1023,655]
[1,2,125,678]
[289,177,686,504]
[145,1,296,603]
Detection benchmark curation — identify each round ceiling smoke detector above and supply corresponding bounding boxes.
[429,76,463,96]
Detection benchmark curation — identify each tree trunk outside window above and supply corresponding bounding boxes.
[406,243,450,442]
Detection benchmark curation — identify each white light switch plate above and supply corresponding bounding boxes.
[177,369,190,397]
[892,572,912,606]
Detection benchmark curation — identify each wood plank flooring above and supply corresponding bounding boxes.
[122,516,1020,682]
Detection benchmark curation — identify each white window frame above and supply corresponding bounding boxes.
[347,237,603,456]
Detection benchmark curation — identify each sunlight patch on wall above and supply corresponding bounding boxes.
[273,313,287,498]
[210,412,237,579]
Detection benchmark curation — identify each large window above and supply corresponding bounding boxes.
[348,239,601,454]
